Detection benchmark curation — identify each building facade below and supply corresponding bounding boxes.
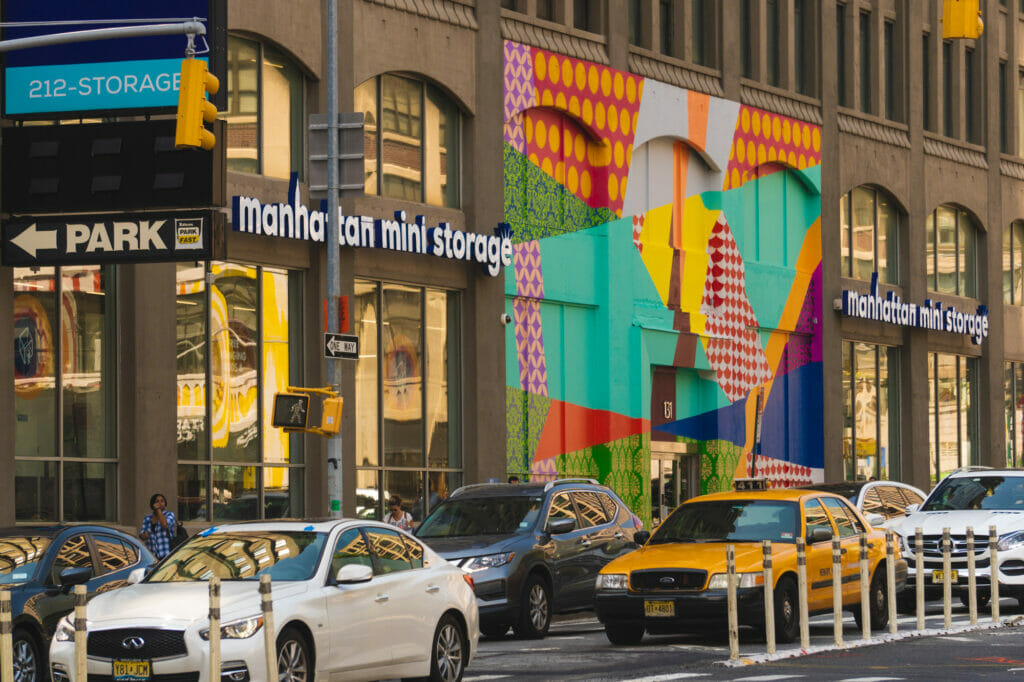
[3,0,1024,531]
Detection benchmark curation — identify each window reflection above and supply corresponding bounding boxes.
[840,186,899,283]
[928,205,977,297]
[842,341,899,481]
[930,353,979,482]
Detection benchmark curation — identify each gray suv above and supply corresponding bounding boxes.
[415,478,643,639]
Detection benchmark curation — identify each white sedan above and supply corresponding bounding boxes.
[49,519,478,682]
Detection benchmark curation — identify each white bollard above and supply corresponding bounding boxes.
[1,590,12,682]
[915,528,925,631]
[967,527,977,625]
[762,540,775,654]
[832,536,843,647]
[990,525,1000,622]
[796,537,810,649]
[859,533,870,640]
[942,527,952,629]
[885,530,897,635]
[209,577,221,682]
[261,574,276,681]
[727,545,739,661]
[74,585,87,682]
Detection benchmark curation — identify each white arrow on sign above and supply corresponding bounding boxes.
[326,336,356,355]
[10,223,58,258]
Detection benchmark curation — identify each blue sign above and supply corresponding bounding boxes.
[2,0,224,117]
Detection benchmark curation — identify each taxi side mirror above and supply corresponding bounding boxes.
[633,530,651,545]
[808,527,833,544]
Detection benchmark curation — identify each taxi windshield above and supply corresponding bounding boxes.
[147,531,327,582]
[651,500,799,544]
[0,537,51,585]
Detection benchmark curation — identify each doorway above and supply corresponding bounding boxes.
[650,442,698,527]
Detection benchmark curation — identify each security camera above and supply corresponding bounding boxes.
[500,313,513,326]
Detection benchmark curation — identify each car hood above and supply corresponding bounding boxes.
[600,542,799,576]
[417,534,522,559]
[894,509,1024,536]
[82,581,309,628]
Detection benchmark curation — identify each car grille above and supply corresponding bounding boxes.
[906,534,990,570]
[630,568,707,592]
[88,629,188,659]
[89,674,198,682]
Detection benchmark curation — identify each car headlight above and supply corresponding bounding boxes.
[200,616,264,640]
[595,573,629,590]
[998,530,1024,552]
[707,572,764,590]
[55,614,75,642]
[462,553,515,572]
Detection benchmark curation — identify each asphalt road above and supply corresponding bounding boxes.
[462,599,1024,681]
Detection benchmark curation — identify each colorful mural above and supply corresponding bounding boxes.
[503,41,824,527]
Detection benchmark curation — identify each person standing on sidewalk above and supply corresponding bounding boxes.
[140,493,177,559]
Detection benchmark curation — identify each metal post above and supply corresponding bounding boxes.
[859,533,870,640]
[990,525,1000,622]
[727,545,739,661]
[942,527,952,629]
[325,0,343,518]
[885,530,897,635]
[209,577,221,682]
[967,527,977,625]
[74,585,87,682]
[762,540,775,654]
[915,528,925,630]
[261,575,276,682]
[0,590,12,682]
[832,535,843,647]
[796,537,810,649]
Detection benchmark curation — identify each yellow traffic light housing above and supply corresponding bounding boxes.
[271,387,342,437]
[942,0,984,40]
[176,58,220,150]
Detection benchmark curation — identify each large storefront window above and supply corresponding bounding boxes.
[14,266,116,522]
[926,204,978,297]
[929,352,980,482]
[354,280,462,524]
[176,262,304,521]
[356,74,461,207]
[839,185,900,283]
[1006,362,1024,467]
[841,342,900,481]
[224,35,305,179]
[1003,221,1024,305]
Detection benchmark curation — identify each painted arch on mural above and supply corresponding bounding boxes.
[503,41,824,524]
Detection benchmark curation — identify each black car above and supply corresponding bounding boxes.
[415,478,643,639]
[0,525,155,682]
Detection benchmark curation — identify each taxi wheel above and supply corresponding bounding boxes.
[854,568,889,631]
[772,577,799,644]
[480,622,509,639]
[604,622,645,646]
[513,575,551,639]
[960,591,990,609]
[896,589,917,614]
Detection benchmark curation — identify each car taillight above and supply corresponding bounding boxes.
[463,573,475,591]
[631,514,643,531]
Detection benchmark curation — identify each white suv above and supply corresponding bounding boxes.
[891,467,1024,608]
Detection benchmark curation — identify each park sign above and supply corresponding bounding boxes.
[1,0,225,118]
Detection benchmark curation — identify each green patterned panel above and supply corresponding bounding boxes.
[554,432,649,529]
[505,386,551,477]
[683,437,745,494]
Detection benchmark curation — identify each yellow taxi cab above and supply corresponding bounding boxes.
[594,483,908,645]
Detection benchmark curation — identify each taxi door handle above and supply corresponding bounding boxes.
[375,594,389,603]
[426,585,440,594]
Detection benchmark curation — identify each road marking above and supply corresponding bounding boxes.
[940,636,976,641]
[733,676,805,681]
[624,675,708,681]
[838,678,905,681]
[464,676,512,681]
[518,647,559,652]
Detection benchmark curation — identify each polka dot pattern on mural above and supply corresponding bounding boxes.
[752,455,813,488]
[724,106,821,190]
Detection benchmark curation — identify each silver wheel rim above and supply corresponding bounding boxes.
[13,638,36,682]
[529,583,549,630]
[277,639,308,682]
[781,592,794,625]
[434,622,464,682]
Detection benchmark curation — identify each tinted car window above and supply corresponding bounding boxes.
[331,528,373,574]
[547,493,578,529]
[572,491,609,528]
[0,537,51,585]
[652,500,799,544]
[402,536,425,569]
[51,535,93,584]
[900,487,925,507]
[147,531,327,582]
[417,496,544,537]
[861,487,885,517]
[121,540,140,566]
[822,497,862,537]
[923,475,1024,511]
[597,492,620,521]
[94,535,132,574]
[365,527,413,575]
[876,486,908,518]
[804,499,833,541]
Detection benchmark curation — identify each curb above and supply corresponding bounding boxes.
[719,615,1024,667]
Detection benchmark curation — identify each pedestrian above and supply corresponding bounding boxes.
[508,475,520,484]
[384,495,414,531]
[139,493,178,559]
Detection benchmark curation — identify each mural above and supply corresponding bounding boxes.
[504,41,824,527]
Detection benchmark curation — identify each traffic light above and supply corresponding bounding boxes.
[942,0,984,40]
[176,58,220,150]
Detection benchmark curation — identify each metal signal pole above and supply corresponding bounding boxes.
[325,0,343,518]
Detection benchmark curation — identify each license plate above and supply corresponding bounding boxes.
[644,600,674,617]
[113,660,150,682]
[932,569,959,584]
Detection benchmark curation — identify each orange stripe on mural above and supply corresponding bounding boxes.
[534,400,650,461]
[687,91,710,152]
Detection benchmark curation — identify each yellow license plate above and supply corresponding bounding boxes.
[932,569,959,584]
[644,600,675,617]
[113,660,150,682]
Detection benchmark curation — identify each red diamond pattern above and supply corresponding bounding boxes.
[752,454,814,488]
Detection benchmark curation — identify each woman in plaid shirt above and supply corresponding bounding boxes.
[139,493,177,559]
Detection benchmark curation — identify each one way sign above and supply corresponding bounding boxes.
[324,333,359,360]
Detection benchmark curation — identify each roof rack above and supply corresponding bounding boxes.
[543,478,599,492]
[950,465,994,474]
[449,483,502,497]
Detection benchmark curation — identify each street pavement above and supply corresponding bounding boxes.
[459,599,1024,681]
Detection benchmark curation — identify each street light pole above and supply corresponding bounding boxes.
[325,0,343,518]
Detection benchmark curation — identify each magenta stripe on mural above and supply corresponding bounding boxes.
[504,41,535,153]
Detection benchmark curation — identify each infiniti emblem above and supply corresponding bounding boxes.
[122,637,145,650]
[659,576,675,585]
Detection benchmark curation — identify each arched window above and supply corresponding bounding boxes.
[1004,220,1024,305]
[356,74,461,208]
[839,186,900,284]
[926,205,978,297]
[224,36,305,180]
